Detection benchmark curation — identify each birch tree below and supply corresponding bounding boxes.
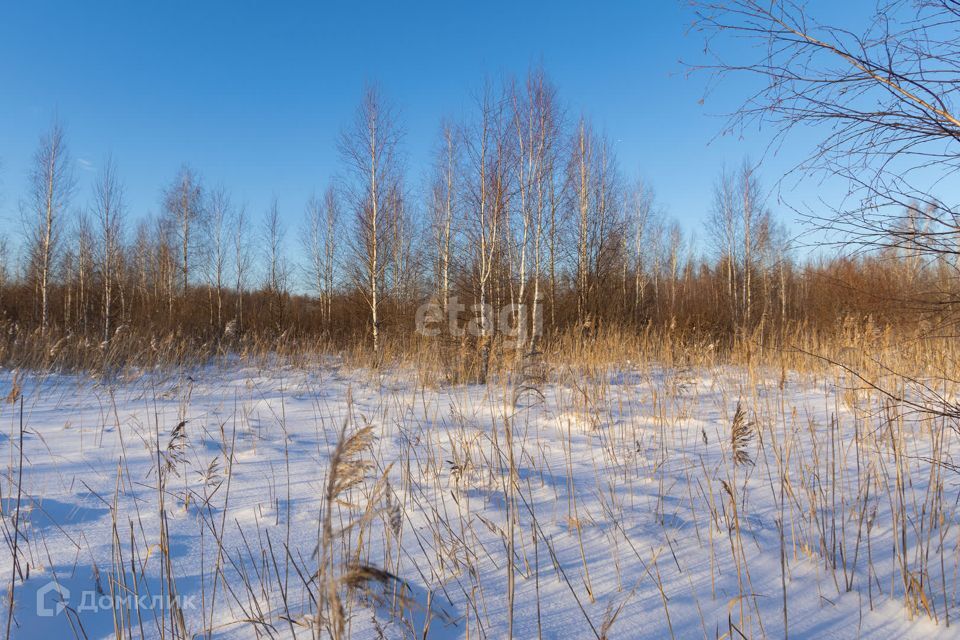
[463,84,508,366]
[303,186,339,325]
[322,187,338,324]
[92,156,126,342]
[667,221,683,316]
[709,167,739,325]
[263,198,288,331]
[429,122,458,315]
[386,182,415,304]
[24,122,74,333]
[163,166,203,293]
[233,205,251,335]
[628,176,656,318]
[573,118,593,326]
[570,118,621,327]
[206,186,232,333]
[510,68,560,349]
[339,85,402,354]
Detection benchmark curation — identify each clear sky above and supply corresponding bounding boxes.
[0,1,843,267]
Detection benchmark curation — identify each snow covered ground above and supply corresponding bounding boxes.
[0,360,956,639]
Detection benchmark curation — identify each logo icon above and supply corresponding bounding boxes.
[36,582,69,617]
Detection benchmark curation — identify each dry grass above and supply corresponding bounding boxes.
[0,315,958,638]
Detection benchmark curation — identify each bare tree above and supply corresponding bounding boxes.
[547,149,566,327]
[233,205,251,334]
[740,161,757,329]
[573,118,592,326]
[75,212,94,334]
[92,156,126,342]
[510,67,561,349]
[154,215,179,315]
[648,217,666,320]
[429,122,458,315]
[263,198,288,331]
[386,181,416,304]
[303,186,340,325]
[206,186,232,334]
[692,0,960,270]
[131,219,152,314]
[709,166,739,325]
[628,176,656,317]
[569,118,622,327]
[339,85,402,355]
[163,166,204,293]
[667,221,683,316]
[322,187,338,324]
[24,122,74,333]
[708,160,770,331]
[463,82,510,379]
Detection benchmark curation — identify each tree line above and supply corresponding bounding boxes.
[0,67,947,365]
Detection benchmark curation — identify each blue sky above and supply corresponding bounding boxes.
[0,1,841,264]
